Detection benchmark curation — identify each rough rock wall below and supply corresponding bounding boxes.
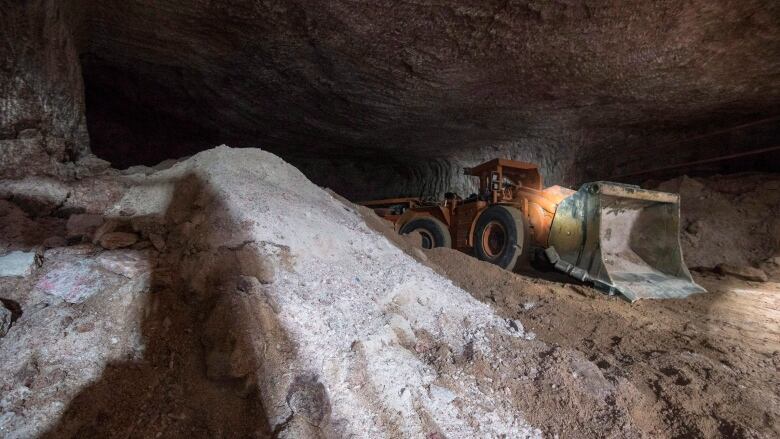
[658,173,780,269]
[77,0,779,195]
[295,139,574,201]
[0,0,90,179]
[2,0,779,198]
[576,116,780,184]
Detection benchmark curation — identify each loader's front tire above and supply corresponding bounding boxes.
[399,217,452,249]
[474,206,527,270]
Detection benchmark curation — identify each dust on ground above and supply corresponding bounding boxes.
[2,150,778,438]
[3,147,552,438]
[355,172,780,438]
[0,187,268,437]
[421,247,779,438]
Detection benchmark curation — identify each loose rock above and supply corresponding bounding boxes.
[99,232,139,250]
[92,219,120,243]
[236,246,276,284]
[0,177,70,216]
[130,240,152,250]
[429,384,457,404]
[36,259,123,303]
[95,250,154,278]
[148,233,166,252]
[0,305,11,337]
[715,264,768,282]
[0,251,36,277]
[66,214,104,240]
[42,236,67,248]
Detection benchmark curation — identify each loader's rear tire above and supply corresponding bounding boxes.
[474,206,527,270]
[399,217,452,249]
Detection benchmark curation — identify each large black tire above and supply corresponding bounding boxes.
[399,217,452,249]
[473,205,527,270]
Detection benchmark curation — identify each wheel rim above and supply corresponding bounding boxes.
[413,229,434,249]
[481,220,507,258]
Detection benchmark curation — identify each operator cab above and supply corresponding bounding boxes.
[464,158,543,203]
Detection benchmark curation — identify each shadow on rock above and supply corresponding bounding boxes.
[39,173,281,438]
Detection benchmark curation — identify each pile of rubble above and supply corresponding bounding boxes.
[1,147,556,437]
[2,146,777,438]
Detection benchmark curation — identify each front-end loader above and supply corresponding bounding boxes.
[362,158,705,301]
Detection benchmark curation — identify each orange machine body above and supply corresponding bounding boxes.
[377,159,573,254]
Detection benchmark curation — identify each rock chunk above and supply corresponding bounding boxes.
[761,255,780,269]
[95,250,154,278]
[66,214,104,240]
[35,259,121,303]
[42,236,67,248]
[0,305,11,336]
[286,375,330,425]
[98,232,139,250]
[236,245,276,284]
[148,233,166,252]
[389,313,416,345]
[0,251,36,277]
[91,219,120,243]
[429,384,457,404]
[0,177,70,216]
[715,264,768,282]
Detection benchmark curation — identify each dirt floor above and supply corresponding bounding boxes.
[357,193,780,438]
[2,150,778,438]
[425,248,779,438]
[0,202,269,437]
[3,148,555,438]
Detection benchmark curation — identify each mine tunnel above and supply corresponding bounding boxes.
[1,1,779,438]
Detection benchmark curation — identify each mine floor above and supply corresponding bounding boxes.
[1,148,778,438]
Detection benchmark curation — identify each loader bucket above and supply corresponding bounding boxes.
[547,182,705,301]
